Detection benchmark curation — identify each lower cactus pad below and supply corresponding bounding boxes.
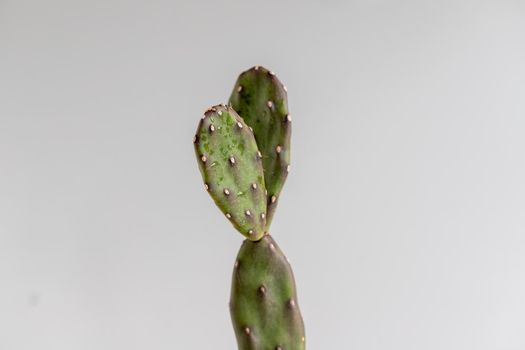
[230,235,305,350]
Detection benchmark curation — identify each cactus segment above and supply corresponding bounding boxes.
[230,235,305,350]
[194,105,267,241]
[229,66,291,229]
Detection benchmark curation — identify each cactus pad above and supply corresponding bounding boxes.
[194,105,267,241]
[230,235,305,350]
[229,66,291,229]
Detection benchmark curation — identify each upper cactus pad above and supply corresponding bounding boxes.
[229,66,291,229]
[194,105,267,241]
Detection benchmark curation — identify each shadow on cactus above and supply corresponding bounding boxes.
[193,66,305,350]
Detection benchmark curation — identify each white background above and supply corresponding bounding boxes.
[1,0,525,349]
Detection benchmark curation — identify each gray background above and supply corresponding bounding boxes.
[1,0,524,349]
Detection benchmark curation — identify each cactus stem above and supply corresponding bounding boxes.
[230,235,304,349]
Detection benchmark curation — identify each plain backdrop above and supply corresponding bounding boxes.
[1,0,525,349]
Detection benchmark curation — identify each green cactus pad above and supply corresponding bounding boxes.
[230,235,305,350]
[194,105,267,241]
[229,66,291,229]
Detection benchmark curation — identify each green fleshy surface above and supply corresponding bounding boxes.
[229,66,291,229]
[230,235,305,350]
[194,105,267,240]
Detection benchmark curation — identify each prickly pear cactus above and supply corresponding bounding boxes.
[193,66,305,350]
[229,66,291,229]
[230,235,305,350]
[193,104,267,241]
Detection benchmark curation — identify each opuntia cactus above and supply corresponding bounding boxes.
[229,66,291,228]
[230,235,305,350]
[193,66,305,350]
[194,105,267,241]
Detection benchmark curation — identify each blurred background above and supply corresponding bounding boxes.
[1,0,525,349]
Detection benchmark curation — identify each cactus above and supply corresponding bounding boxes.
[230,235,305,350]
[194,104,267,241]
[193,67,305,350]
[229,66,291,228]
